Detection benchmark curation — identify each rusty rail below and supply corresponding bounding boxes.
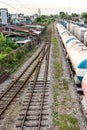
[16,43,50,130]
[0,43,46,99]
[0,43,47,117]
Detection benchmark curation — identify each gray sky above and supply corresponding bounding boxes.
[0,0,87,15]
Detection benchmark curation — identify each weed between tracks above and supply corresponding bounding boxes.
[52,23,79,130]
[11,45,38,73]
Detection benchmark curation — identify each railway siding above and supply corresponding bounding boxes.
[52,23,81,130]
[15,42,52,130]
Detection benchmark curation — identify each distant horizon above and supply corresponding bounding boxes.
[6,7,87,16]
[0,0,87,16]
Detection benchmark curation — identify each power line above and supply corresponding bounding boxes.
[15,0,31,13]
[15,0,24,7]
[0,1,21,13]
[0,0,37,15]
[15,0,36,11]
[14,0,38,15]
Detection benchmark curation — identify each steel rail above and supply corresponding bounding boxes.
[0,58,40,117]
[0,43,46,100]
[38,43,50,130]
[0,44,47,117]
[19,44,49,130]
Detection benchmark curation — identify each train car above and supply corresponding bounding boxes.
[67,23,78,35]
[81,73,87,110]
[56,23,87,84]
[84,32,87,46]
[82,73,87,99]
[63,21,87,44]
[60,20,68,28]
[75,27,87,43]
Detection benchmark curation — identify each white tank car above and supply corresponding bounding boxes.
[66,22,87,44]
[70,24,78,35]
[56,23,87,84]
[82,72,87,109]
[76,27,87,43]
[67,23,78,35]
[84,31,87,46]
[56,23,67,35]
[82,73,87,100]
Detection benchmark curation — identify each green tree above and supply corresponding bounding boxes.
[0,33,18,53]
[35,17,42,22]
[72,13,79,17]
[5,47,12,54]
[0,33,6,52]
[81,12,87,19]
[59,12,68,19]
[81,12,87,24]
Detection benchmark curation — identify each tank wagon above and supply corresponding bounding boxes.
[84,32,87,46]
[81,72,87,110]
[67,23,78,35]
[60,20,87,45]
[67,23,87,43]
[57,23,87,84]
[60,20,68,28]
[82,73,87,99]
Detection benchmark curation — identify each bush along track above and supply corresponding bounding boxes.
[0,44,38,74]
[52,23,79,130]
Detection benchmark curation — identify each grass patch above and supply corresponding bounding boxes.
[52,24,63,126]
[59,114,79,130]
[63,79,69,90]
[53,111,59,125]
[11,46,37,73]
[52,23,79,130]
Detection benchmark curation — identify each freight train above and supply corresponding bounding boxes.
[56,23,87,85]
[60,20,87,46]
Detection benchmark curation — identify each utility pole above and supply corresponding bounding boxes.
[38,8,41,16]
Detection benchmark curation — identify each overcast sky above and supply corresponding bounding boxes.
[0,0,87,15]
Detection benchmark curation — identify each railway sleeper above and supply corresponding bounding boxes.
[19,113,49,117]
[24,95,48,99]
[25,93,49,96]
[21,106,48,111]
[29,103,48,106]
[29,85,49,88]
[18,116,48,121]
[25,90,49,93]
[30,80,50,83]
[16,121,48,127]
[23,99,48,103]
[27,87,49,90]
[19,110,49,116]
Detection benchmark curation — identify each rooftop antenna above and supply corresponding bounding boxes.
[38,8,41,16]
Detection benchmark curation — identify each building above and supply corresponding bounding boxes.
[9,13,25,25]
[0,8,8,25]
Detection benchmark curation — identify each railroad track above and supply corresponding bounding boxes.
[57,27,87,128]
[0,43,48,118]
[16,43,50,130]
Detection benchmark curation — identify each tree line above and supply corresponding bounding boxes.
[59,12,87,24]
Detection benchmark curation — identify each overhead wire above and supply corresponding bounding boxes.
[15,0,38,15]
[0,1,21,13]
[14,0,32,14]
[0,0,37,15]
[15,0,24,6]
[15,0,36,10]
